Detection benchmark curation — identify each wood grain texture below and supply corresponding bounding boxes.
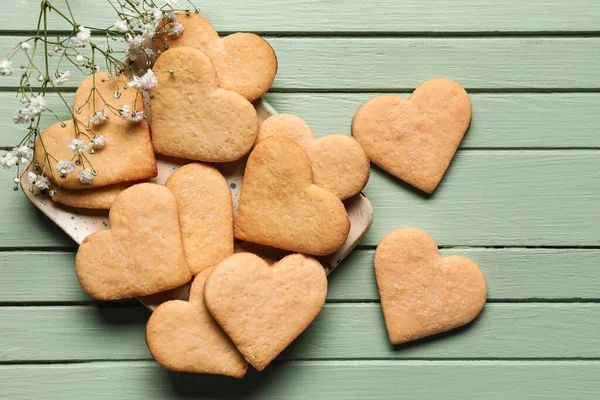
[6,0,600,33]
[2,361,600,400]
[264,93,600,148]
[1,37,599,90]
[362,150,600,246]
[3,93,600,149]
[2,249,599,303]
[1,1,600,397]
[3,150,598,248]
[2,304,600,362]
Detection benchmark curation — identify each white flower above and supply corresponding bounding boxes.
[119,105,131,118]
[152,8,163,25]
[165,0,181,8]
[0,151,18,169]
[27,171,38,184]
[56,159,75,176]
[14,95,46,124]
[132,111,145,123]
[55,71,70,85]
[90,135,106,150]
[113,20,129,33]
[21,42,32,51]
[34,175,51,190]
[29,95,46,115]
[128,70,158,90]
[141,23,156,39]
[13,108,34,124]
[78,168,94,184]
[0,59,13,76]
[76,54,85,63]
[68,139,87,154]
[170,22,184,37]
[13,146,33,164]
[72,26,92,47]
[90,109,108,125]
[125,36,145,61]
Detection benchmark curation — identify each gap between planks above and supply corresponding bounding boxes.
[2,359,600,367]
[3,357,600,366]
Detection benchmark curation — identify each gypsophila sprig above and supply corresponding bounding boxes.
[90,109,108,125]
[90,135,106,150]
[56,159,75,177]
[0,0,199,192]
[78,168,94,184]
[68,138,88,155]
[128,69,158,91]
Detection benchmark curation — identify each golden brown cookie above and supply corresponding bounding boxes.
[146,267,248,378]
[150,47,258,162]
[51,182,134,210]
[35,72,157,189]
[204,253,327,371]
[352,78,471,193]
[235,136,350,256]
[375,227,487,344]
[165,163,234,275]
[75,183,191,300]
[158,13,277,102]
[257,114,370,200]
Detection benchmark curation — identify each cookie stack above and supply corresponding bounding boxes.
[29,14,367,377]
[33,13,489,378]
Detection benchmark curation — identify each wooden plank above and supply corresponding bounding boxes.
[0,184,75,248]
[1,37,600,90]
[3,93,600,149]
[329,248,600,301]
[264,93,600,148]
[2,304,600,362]
[6,0,600,33]
[0,150,598,248]
[362,150,600,246]
[2,361,600,400]
[2,249,599,303]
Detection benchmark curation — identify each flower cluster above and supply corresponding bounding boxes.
[0,0,198,192]
[0,146,33,169]
[13,96,47,124]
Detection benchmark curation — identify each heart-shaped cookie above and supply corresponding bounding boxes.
[75,183,191,300]
[352,78,471,194]
[34,72,157,189]
[158,13,277,102]
[375,227,487,344]
[204,253,327,371]
[51,181,135,209]
[234,136,350,255]
[257,114,370,200]
[146,267,248,377]
[150,47,258,162]
[165,163,234,275]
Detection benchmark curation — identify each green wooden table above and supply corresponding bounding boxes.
[2,1,600,398]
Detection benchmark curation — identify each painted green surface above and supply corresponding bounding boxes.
[1,0,599,398]
[1,151,598,247]
[3,361,600,400]
[7,0,600,33]
[2,249,599,303]
[3,304,600,362]
[2,37,600,90]
[3,93,600,148]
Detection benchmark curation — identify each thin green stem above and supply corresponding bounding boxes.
[64,0,77,26]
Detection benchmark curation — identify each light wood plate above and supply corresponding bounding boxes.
[20,99,373,310]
